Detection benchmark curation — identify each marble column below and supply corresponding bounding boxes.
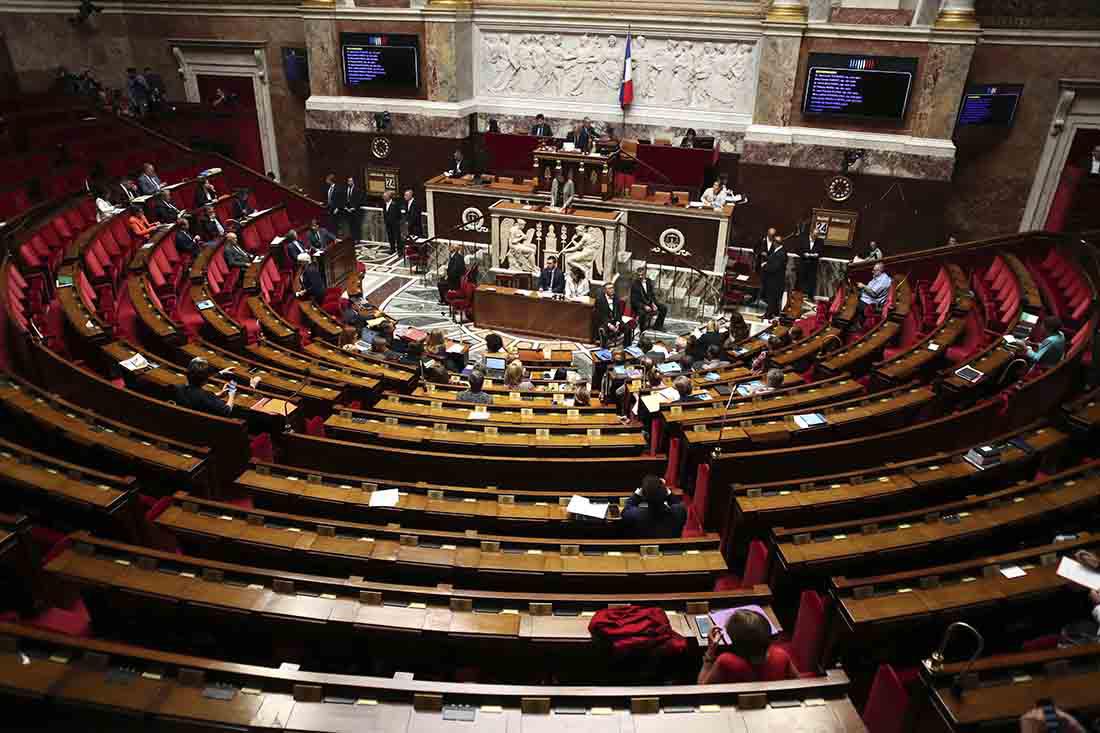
[935,0,979,29]
[424,19,473,103]
[752,31,804,127]
[766,0,808,23]
[304,18,341,98]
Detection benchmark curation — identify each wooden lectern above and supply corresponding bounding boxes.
[533,148,617,200]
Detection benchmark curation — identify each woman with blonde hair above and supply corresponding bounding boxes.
[573,383,591,406]
[504,359,534,391]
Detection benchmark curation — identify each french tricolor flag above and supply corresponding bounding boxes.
[620,34,634,109]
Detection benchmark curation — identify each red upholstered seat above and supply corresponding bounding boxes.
[250,433,275,462]
[713,539,769,591]
[305,416,326,437]
[773,590,828,677]
[862,664,909,733]
[272,208,290,233]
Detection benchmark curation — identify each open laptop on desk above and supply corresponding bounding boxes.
[484,356,507,379]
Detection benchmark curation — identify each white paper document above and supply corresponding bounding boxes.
[118,354,149,372]
[1000,566,1027,579]
[446,342,466,354]
[1057,557,1100,590]
[566,495,609,519]
[368,488,400,507]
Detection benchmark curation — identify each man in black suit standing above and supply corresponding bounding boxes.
[531,114,553,137]
[438,242,466,305]
[595,282,632,347]
[798,223,824,299]
[382,190,403,255]
[403,189,423,238]
[336,176,363,240]
[323,172,338,228]
[760,227,787,319]
[630,264,667,333]
[537,254,565,294]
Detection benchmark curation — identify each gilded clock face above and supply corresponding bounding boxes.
[826,174,854,202]
[371,137,391,160]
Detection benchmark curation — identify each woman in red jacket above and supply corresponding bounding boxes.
[698,608,794,684]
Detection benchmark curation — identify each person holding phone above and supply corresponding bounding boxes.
[1019,703,1086,733]
[174,357,260,417]
[697,608,794,684]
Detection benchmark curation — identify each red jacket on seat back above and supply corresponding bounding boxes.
[588,605,688,656]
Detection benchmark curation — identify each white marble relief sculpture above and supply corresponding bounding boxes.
[505,219,538,273]
[478,31,756,114]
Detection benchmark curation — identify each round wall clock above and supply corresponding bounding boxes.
[371,137,391,159]
[826,174,854,202]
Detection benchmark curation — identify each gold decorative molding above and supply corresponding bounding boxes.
[765,2,807,23]
[934,8,980,30]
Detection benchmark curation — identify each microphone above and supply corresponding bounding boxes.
[924,621,985,698]
[284,366,311,429]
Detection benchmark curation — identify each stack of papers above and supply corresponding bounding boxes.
[658,386,681,402]
[446,342,466,354]
[566,495,609,519]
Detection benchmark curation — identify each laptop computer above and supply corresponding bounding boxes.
[484,356,507,379]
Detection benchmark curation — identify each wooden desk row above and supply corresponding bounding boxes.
[177,339,348,404]
[47,533,763,683]
[416,379,593,402]
[872,313,968,387]
[372,393,622,427]
[772,461,1100,582]
[156,492,725,592]
[189,282,244,348]
[0,374,208,492]
[828,533,1099,664]
[302,340,418,389]
[682,385,936,450]
[729,422,1068,542]
[279,431,667,492]
[0,623,864,731]
[27,341,247,493]
[325,411,648,457]
[242,339,381,397]
[127,274,183,345]
[916,642,1100,730]
[102,340,304,423]
[235,460,645,537]
[247,292,298,345]
[656,375,862,427]
[0,435,140,541]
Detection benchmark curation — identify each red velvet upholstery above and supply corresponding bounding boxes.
[774,590,828,677]
[862,664,909,733]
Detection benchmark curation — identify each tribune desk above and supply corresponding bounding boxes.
[474,285,595,342]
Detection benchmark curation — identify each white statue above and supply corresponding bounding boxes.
[506,219,537,273]
[560,224,601,280]
[545,34,574,97]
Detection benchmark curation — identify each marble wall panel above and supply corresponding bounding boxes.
[753,34,802,127]
[0,13,134,92]
[908,42,974,141]
[308,107,470,138]
[829,8,914,24]
[740,141,954,180]
[947,42,1100,239]
[425,22,460,102]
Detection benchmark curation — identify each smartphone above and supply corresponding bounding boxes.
[1036,699,1060,732]
[228,381,237,395]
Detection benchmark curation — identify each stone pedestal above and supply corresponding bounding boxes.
[766,0,808,23]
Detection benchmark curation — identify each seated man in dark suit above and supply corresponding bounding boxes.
[371,335,404,363]
[284,230,308,264]
[594,281,632,347]
[230,188,254,221]
[531,114,553,137]
[629,265,667,332]
[537,254,565,294]
[223,233,252,269]
[174,357,259,417]
[151,189,182,224]
[174,216,201,257]
[621,475,687,539]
